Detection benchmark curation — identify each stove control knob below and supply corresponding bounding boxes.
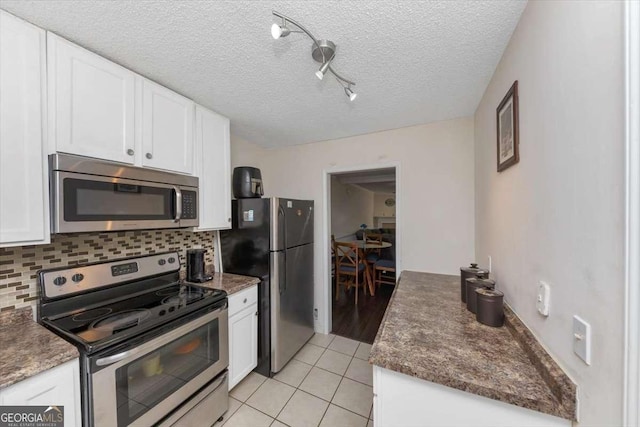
[72,273,84,283]
[158,259,166,266]
[168,257,176,264]
[53,276,67,286]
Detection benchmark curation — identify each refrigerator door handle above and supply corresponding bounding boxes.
[278,250,286,293]
[278,203,286,250]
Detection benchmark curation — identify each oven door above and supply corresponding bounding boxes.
[89,303,228,427]
[52,171,198,233]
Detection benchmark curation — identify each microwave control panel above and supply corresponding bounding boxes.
[182,190,197,219]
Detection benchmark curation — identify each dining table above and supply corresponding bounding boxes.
[335,239,392,296]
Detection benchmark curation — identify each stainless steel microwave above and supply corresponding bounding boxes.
[50,153,199,233]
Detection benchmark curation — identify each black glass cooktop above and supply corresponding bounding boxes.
[45,283,226,347]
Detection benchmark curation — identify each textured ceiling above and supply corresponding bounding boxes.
[0,1,527,148]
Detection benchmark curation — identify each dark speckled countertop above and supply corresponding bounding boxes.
[370,271,576,421]
[184,271,260,295]
[0,307,78,389]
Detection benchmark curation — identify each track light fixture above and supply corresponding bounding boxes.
[271,10,357,101]
[344,86,357,102]
[315,54,334,80]
[271,23,289,39]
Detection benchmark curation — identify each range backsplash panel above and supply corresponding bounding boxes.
[0,230,215,312]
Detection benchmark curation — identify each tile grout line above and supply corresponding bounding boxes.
[228,337,373,426]
[278,341,374,394]
[270,346,328,425]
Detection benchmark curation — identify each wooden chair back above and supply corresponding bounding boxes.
[365,232,383,258]
[334,241,366,304]
[334,241,359,272]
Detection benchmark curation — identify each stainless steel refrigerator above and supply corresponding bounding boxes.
[220,197,315,376]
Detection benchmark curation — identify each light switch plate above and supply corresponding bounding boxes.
[536,281,550,316]
[573,315,591,365]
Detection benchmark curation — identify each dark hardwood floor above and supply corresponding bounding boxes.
[331,279,394,344]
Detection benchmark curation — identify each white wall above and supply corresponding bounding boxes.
[330,177,373,240]
[474,1,625,425]
[373,193,396,218]
[231,116,475,331]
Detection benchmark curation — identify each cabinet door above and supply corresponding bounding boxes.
[194,106,231,230]
[228,304,258,390]
[141,79,194,175]
[0,11,50,247]
[0,360,81,427]
[48,33,136,164]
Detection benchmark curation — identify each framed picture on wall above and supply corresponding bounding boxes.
[496,80,519,172]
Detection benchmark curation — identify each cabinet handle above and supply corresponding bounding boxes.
[255,311,258,316]
[243,298,247,303]
[228,218,231,222]
[127,149,135,156]
[146,153,153,159]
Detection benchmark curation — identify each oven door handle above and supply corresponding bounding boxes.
[96,349,140,366]
[173,186,182,223]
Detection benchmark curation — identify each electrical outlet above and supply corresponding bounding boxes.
[573,315,591,365]
[536,281,551,316]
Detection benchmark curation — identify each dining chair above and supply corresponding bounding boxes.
[334,241,367,305]
[374,258,396,288]
[330,234,336,279]
[364,232,383,264]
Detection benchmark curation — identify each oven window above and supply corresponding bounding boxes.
[64,178,174,221]
[114,320,220,426]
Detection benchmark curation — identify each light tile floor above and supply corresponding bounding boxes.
[217,334,374,427]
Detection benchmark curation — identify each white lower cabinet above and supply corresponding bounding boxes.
[228,285,258,390]
[0,11,50,248]
[373,366,571,427]
[0,360,81,427]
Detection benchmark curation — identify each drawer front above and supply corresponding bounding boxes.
[228,285,258,317]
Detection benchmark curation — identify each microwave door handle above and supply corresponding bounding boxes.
[173,186,182,223]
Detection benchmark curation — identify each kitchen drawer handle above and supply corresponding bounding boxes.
[126,149,135,156]
[96,349,139,366]
[146,153,153,159]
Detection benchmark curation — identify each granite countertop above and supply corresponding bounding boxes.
[370,271,576,421]
[185,271,260,295]
[0,307,78,389]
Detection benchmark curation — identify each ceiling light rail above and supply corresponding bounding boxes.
[271,10,357,101]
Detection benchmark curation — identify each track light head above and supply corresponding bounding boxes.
[271,22,291,39]
[315,60,332,80]
[344,86,357,102]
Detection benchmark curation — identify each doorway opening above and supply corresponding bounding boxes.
[323,165,399,343]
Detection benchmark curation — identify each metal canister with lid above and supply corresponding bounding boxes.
[460,263,489,302]
[465,274,495,314]
[476,288,505,327]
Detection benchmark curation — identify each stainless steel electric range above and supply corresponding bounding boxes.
[37,252,229,427]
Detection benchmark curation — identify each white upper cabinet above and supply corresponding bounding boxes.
[47,33,136,164]
[140,78,194,175]
[0,11,50,247]
[194,105,231,230]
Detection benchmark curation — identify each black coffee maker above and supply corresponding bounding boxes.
[186,249,212,283]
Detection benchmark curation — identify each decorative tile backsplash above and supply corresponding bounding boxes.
[0,230,216,312]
